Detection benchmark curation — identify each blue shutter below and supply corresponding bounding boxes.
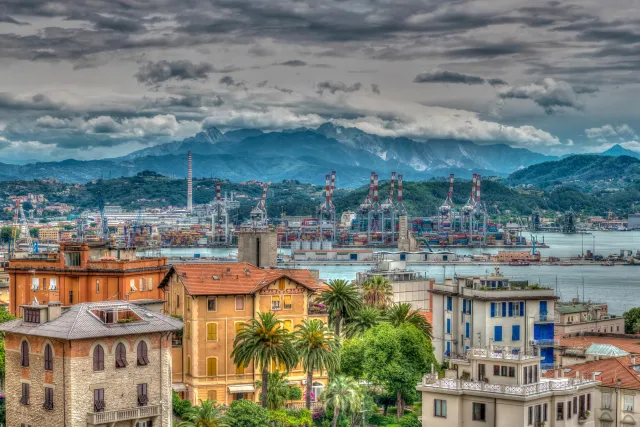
[508,302,513,317]
[512,325,520,341]
[494,326,502,342]
[446,341,451,356]
[502,302,507,317]
[490,302,495,317]
[447,296,452,311]
[469,300,472,314]
[446,318,451,334]
[465,322,470,338]
[463,299,467,314]
[520,302,525,317]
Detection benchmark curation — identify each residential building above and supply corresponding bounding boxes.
[356,260,433,311]
[0,267,9,307]
[418,346,598,427]
[555,301,624,336]
[0,300,182,427]
[6,242,168,315]
[556,333,640,367]
[37,227,60,242]
[160,263,329,406]
[430,270,558,368]
[544,356,640,427]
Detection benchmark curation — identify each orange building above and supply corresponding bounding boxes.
[6,242,168,315]
[160,263,329,406]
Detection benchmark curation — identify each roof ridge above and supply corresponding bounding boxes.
[615,357,640,385]
[64,303,86,340]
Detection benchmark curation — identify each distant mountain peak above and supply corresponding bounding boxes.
[183,127,226,144]
[601,144,640,159]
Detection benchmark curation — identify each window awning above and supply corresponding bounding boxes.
[228,384,255,393]
[172,383,187,392]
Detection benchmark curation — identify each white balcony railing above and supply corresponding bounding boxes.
[87,404,161,425]
[419,375,596,396]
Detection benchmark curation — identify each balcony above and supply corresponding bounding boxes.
[87,404,162,425]
[418,375,596,396]
[534,314,559,323]
[531,339,559,347]
[430,282,557,300]
[308,302,329,315]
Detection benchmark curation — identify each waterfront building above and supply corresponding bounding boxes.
[36,227,60,242]
[417,346,598,427]
[0,300,182,427]
[544,356,640,427]
[159,263,329,405]
[6,242,168,315]
[554,301,624,336]
[430,270,558,368]
[356,260,433,312]
[293,249,373,262]
[237,230,278,268]
[556,333,640,367]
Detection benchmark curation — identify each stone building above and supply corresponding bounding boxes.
[0,300,182,427]
[236,230,278,268]
[160,262,328,405]
[554,301,624,336]
[6,241,168,315]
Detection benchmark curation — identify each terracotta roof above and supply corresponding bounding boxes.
[163,263,321,296]
[557,335,640,355]
[543,356,640,390]
[419,310,433,325]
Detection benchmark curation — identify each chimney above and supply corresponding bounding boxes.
[187,151,193,212]
[632,355,636,365]
[48,301,62,322]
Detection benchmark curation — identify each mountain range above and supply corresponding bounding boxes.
[0,124,634,186]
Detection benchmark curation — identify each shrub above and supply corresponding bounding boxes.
[171,391,192,418]
[222,399,270,427]
[399,413,421,427]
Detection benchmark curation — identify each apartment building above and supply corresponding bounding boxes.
[160,263,329,406]
[430,270,558,369]
[418,346,598,427]
[6,242,168,315]
[0,300,182,427]
[37,227,60,242]
[555,301,624,336]
[544,356,640,427]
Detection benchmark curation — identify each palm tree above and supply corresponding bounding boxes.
[293,319,339,409]
[324,375,361,427]
[316,279,361,337]
[385,302,433,338]
[231,312,298,408]
[361,275,393,309]
[264,371,290,410]
[344,306,382,339]
[177,399,225,427]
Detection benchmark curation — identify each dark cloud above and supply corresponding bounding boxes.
[274,86,294,94]
[0,93,64,111]
[488,78,508,87]
[414,70,486,85]
[0,15,29,25]
[256,80,268,88]
[316,81,362,95]
[219,75,246,89]
[445,42,535,58]
[498,78,584,114]
[371,84,381,95]
[278,60,307,67]
[88,14,145,32]
[135,60,216,85]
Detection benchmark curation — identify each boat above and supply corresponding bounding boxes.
[602,261,615,266]
[560,261,574,266]
[509,260,530,266]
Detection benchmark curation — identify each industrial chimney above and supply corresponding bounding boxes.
[187,151,193,212]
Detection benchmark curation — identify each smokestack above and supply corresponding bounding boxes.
[331,171,336,195]
[471,174,477,202]
[476,174,481,203]
[187,151,193,212]
[369,172,375,200]
[398,174,403,202]
[325,174,331,208]
[389,172,396,200]
[216,181,221,201]
[373,174,379,203]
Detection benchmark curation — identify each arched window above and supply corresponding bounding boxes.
[44,344,53,371]
[21,340,29,367]
[93,345,105,371]
[115,343,127,369]
[137,341,149,366]
[311,381,324,403]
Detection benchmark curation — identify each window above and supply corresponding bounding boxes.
[21,340,29,367]
[20,383,30,405]
[93,345,105,371]
[279,280,285,290]
[478,364,486,381]
[501,366,508,376]
[67,251,81,266]
[472,403,486,421]
[602,422,612,427]
[434,399,447,417]
[465,322,470,339]
[494,325,502,342]
[283,320,293,332]
[115,343,127,368]
[69,290,73,304]
[137,383,148,406]
[587,393,591,411]
[236,363,245,375]
[185,322,191,340]
[49,278,57,291]
[557,402,564,420]
[208,390,217,402]
[207,323,218,341]
[446,318,451,334]
[207,297,216,312]
[130,279,136,292]
[207,357,217,376]
[42,278,47,290]
[24,308,40,324]
[567,400,572,418]
[543,403,548,421]
[44,344,53,371]
[31,277,39,291]
[43,387,53,410]
[284,295,292,310]
[96,280,100,293]
[573,397,577,414]
[512,325,520,341]
[602,392,612,409]
[493,365,500,376]
[137,341,149,366]
[176,294,180,308]
[528,406,533,425]
[94,389,105,412]
[272,296,281,311]
[513,301,522,316]
[236,296,245,310]
[624,395,634,412]
[508,367,515,377]
[446,296,452,311]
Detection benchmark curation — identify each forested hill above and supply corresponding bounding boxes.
[2,172,639,220]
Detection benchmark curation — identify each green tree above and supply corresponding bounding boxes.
[172,391,193,418]
[292,319,339,410]
[0,227,18,244]
[29,228,39,238]
[317,279,361,337]
[624,307,640,334]
[344,306,382,339]
[363,323,438,419]
[385,303,433,339]
[361,276,393,309]
[324,375,362,427]
[222,399,269,427]
[177,399,225,427]
[259,371,290,410]
[0,307,16,386]
[338,339,365,380]
[232,312,298,408]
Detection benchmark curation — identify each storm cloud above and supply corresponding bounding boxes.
[316,81,363,94]
[135,60,217,85]
[414,70,486,85]
[498,78,585,114]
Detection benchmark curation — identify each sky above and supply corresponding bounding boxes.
[1,0,640,162]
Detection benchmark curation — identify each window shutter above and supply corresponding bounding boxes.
[207,323,217,341]
[520,301,525,317]
[462,299,466,314]
[207,358,217,376]
[93,346,104,371]
[490,302,495,317]
[501,302,507,317]
[494,325,502,342]
[137,341,149,365]
[508,302,513,317]
[468,300,472,314]
[44,344,53,371]
[116,343,127,368]
[512,325,520,341]
[21,341,29,367]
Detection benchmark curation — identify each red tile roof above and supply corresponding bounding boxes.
[543,356,640,390]
[164,263,321,296]
[557,335,640,355]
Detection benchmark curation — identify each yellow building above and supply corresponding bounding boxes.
[0,268,9,308]
[37,227,60,242]
[160,263,329,406]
